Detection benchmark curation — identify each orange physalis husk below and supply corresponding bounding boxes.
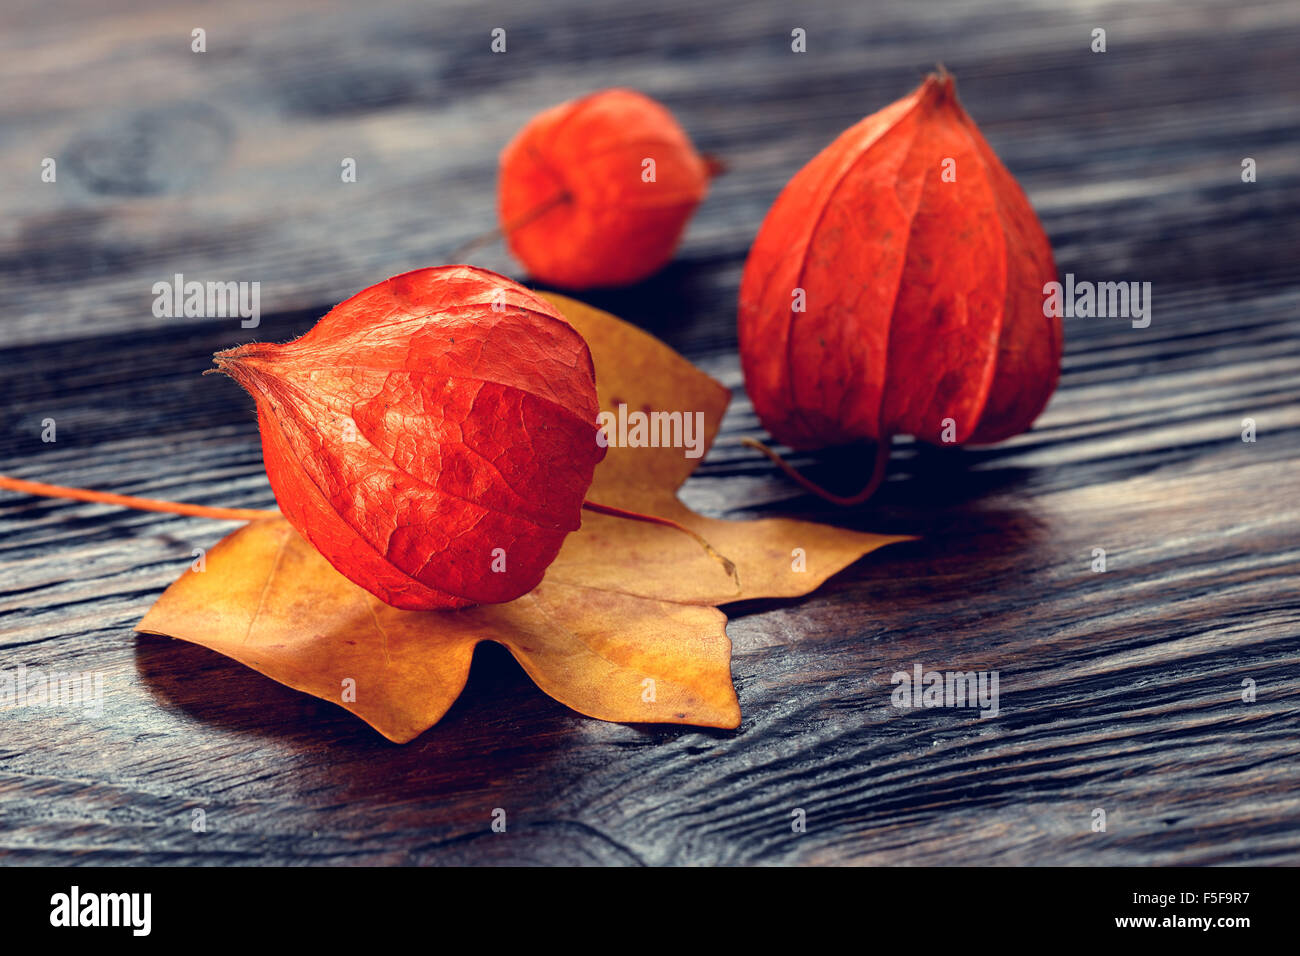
[212,266,607,611]
[499,88,715,289]
[738,71,1062,501]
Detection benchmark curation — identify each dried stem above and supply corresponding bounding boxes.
[702,153,729,178]
[449,190,573,260]
[0,474,743,591]
[0,474,279,522]
[742,435,893,507]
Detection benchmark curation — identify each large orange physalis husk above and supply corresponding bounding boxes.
[213,266,606,611]
[499,88,712,289]
[739,72,1062,452]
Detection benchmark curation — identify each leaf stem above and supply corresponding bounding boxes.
[742,435,893,507]
[0,474,279,521]
[581,498,739,590]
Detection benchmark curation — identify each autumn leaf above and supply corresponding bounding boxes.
[541,292,912,604]
[139,518,736,742]
[137,295,911,742]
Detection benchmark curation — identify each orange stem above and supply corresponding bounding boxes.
[0,475,742,590]
[0,474,279,522]
[0,475,741,586]
[742,436,893,507]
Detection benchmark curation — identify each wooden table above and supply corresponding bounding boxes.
[2,0,1297,865]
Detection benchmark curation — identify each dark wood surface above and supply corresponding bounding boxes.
[2,0,1298,865]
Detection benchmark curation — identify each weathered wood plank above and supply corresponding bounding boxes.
[1,0,1298,866]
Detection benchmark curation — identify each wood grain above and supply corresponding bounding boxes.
[1,0,1298,865]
